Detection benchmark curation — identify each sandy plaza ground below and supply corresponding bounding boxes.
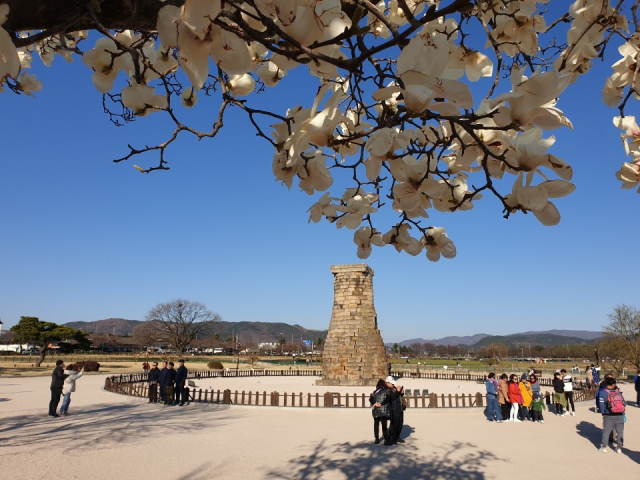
[1,373,639,480]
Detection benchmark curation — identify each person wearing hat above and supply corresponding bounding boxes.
[597,376,626,453]
[174,359,188,406]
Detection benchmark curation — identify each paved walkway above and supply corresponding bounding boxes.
[1,375,638,479]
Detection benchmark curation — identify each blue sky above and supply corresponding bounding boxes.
[1,19,638,343]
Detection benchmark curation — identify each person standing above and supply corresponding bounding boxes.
[586,365,594,389]
[165,362,177,406]
[592,365,601,386]
[498,373,511,421]
[530,393,546,423]
[485,373,503,422]
[552,372,567,416]
[529,374,540,399]
[370,379,391,445]
[508,374,523,422]
[158,361,169,404]
[561,368,575,416]
[49,360,67,417]
[147,362,160,403]
[598,377,626,453]
[60,364,84,416]
[175,359,188,406]
[385,376,405,444]
[634,370,640,407]
[518,374,533,421]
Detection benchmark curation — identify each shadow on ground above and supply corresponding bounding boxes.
[268,439,499,480]
[576,419,640,464]
[0,402,238,451]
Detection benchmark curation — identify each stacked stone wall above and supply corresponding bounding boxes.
[317,264,388,386]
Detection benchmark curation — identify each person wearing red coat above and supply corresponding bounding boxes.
[508,374,523,422]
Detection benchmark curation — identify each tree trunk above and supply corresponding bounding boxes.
[3,0,185,33]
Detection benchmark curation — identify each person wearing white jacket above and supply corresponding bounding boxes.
[60,365,84,416]
[561,368,575,416]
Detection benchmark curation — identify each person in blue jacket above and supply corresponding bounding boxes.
[485,373,503,422]
[597,377,625,453]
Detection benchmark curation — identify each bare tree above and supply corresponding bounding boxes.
[132,321,162,350]
[145,299,221,354]
[601,304,640,373]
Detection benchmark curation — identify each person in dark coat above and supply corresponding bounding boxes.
[165,362,177,406]
[370,379,391,445]
[49,360,68,417]
[175,359,188,406]
[158,362,169,404]
[386,376,405,444]
[147,362,160,403]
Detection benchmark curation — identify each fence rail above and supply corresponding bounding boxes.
[104,371,597,409]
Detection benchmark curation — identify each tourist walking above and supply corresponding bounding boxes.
[485,373,503,422]
[175,359,188,406]
[148,362,160,403]
[530,393,546,423]
[498,374,511,421]
[561,368,575,416]
[518,374,532,421]
[370,379,391,445]
[49,360,68,418]
[598,377,626,453]
[508,374,523,422]
[165,362,177,406]
[60,365,84,416]
[552,372,567,416]
[158,362,169,404]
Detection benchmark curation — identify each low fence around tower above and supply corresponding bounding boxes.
[104,369,597,409]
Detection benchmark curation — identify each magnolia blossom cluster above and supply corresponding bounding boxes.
[1,0,639,261]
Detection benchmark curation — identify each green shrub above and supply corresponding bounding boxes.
[67,360,101,372]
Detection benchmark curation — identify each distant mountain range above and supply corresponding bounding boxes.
[395,329,602,348]
[64,318,327,345]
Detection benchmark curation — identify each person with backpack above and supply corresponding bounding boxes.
[597,377,626,453]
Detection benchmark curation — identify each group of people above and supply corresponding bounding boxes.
[146,359,189,406]
[48,360,84,417]
[485,372,547,423]
[369,376,405,446]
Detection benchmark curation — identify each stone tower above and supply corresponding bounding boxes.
[317,264,388,386]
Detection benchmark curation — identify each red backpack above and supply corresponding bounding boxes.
[607,389,626,414]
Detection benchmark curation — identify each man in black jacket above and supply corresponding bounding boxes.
[49,360,67,417]
[158,362,169,404]
[147,362,160,403]
[175,359,188,406]
[165,362,177,406]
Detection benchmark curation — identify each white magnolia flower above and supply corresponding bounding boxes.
[181,87,198,107]
[422,226,456,262]
[307,192,340,223]
[382,224,423,256]
[444,47,493,82]
[353,226,385,259]
[121,84,168,116]
[210,26,251,76]
[17,73,42,95]
[297,150,333,195]
[82,38,126,93]
[615,162,640,190]
[336,190,378,229]
[0,4,20,82]
[257,61,285,87]
[228,74,255,96]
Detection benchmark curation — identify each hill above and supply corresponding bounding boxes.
[63,318,327,345]
[393,330,602,348]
